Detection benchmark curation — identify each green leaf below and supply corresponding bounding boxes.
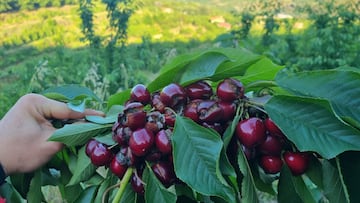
[305,155,323,189]
[67,99,87,113]
[75,186,97,203]
[237,149,259,203]
[94,176,118,203]
[211,49,261,82]
[143,164,177,203]
[119,183,138,203]
[276,70,360,128]
[148,51,229,91]
[147,47,261,92]
[179,52,228,85]
[27,170,44,203]
[107,89,131,109]
[322,159,349,203]
[9,173,33,198]
[0,182,25,202]
[265,95,360,159]
[239,57,284,85]
[49,123,112,146]
[339,151,360,203]
[172,116,235,202]
[67,146,96,186]
[42,84,101,102]
[86,104,123,124]
[277,166,307,203]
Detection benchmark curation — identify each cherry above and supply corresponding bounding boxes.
[183,99,202,123]
[130,84,151,105]
[257,134,283,156]
[155,129,172,155]
[226,137,239,164]
[197,100,223,123]
[123,102,147,130]
[264,118,285,138]
[236,117,266,148]
[164,108,176,127]
[131,171,145,195]
[216,78,244,102]
[116,146,138,166]
[145,111,165,134]
[109,152,128,178]
[85,139,99,157]
[160,83,187,108]
[129,128,154,157]
[218,101,236,123]
[145,148,163,162]
[90,142,113,166]
[151,161,176,188]
[185,80,213,100]
[202,122,225,135]
[240,144,256,160]
[259,155,283,174]
[151,93,166,113]
[112,126,132,147]
[283,151,310,176]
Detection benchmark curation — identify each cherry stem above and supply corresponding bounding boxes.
[245,100,265,108]
[164,107,177,115]
[102,183,120,203]
[112,167,134,203]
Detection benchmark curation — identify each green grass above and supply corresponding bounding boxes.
[0,0,243,116]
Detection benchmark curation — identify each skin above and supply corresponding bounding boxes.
[0,93,104,176]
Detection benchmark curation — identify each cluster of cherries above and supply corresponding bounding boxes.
[85,77,311,195]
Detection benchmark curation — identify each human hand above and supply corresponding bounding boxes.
[0,93,104,175]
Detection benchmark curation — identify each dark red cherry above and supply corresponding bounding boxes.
[151,161,176,188]
[112,126,132,147]
[123,102,147,130]
[197,100,223,123]
[155,129,172,155]
[216,78,244,102]
[130,84,151,105]
[236,117,266,148]
[241,144,256,160]
[85,139,99,157]
[90,142,113,166]
[185,80,213,100]
[164,108,176,127]
[145,111,165,134]
[183,99,202,123]
[257,134,283,156]
[116,146,138,167]
[145,147,163,162]
[259,155,283,174]
[129,128,154,157]
[218,101,236,123]
[131,171,145,195]
[160,83,187,108]
[283,151,310,176]
[202,122,225,135]
[264,118,285,138]
[151,93,166,113]
[109,153,128,178]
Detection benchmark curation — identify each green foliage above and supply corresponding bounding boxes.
[0,0,77,13]
[228,0,360,71]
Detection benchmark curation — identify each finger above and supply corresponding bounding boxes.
[32,94,104,119]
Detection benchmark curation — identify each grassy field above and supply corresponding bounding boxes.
[1,0,357,117]
[0,0,244,116]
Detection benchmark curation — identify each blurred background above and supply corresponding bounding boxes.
[0,0,359,117]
